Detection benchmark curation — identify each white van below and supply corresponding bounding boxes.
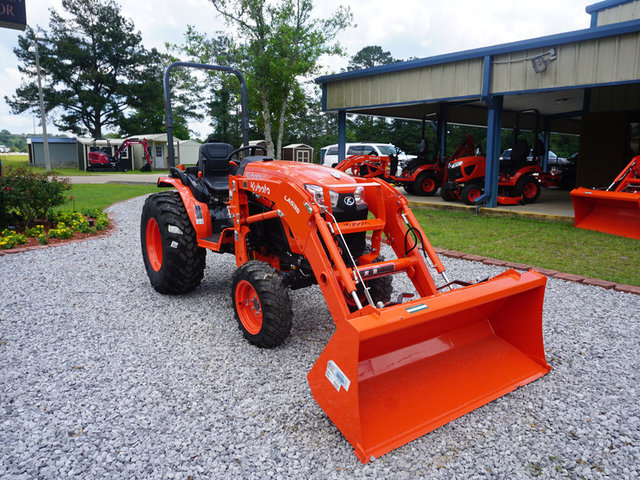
[321,143,408,168]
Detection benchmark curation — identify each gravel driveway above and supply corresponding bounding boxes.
[1,194,639,479]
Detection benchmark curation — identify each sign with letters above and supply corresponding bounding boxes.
[0,0,26,31]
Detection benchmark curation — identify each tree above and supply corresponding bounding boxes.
[209,0,352,158]
[118,48,196,140]
[168,26,249,145]
[347,45,397,71]
[6,0,148,138]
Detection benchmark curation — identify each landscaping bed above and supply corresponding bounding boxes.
[0,209,112,252]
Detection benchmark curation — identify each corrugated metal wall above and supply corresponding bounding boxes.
[325,31,640,112]
[491,32,640,93]
[597,0,640,26]
[325,58,483,111]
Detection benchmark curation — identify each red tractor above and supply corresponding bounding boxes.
[441,111,545,205]
[140,62,551,463]
[336,134,476,196]
[87,138,152,172]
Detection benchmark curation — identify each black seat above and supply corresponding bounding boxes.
[198,142,236,199]
[503,137,529,174]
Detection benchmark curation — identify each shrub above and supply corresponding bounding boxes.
[0,168,71,226]
[48,222,73,239]
[25,225,46,237]
[0,229,27,249]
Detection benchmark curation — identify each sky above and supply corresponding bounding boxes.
[0,0,596,137]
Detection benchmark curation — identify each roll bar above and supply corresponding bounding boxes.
[163,61,249,168]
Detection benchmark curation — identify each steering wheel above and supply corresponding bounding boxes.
[226,145,268,161]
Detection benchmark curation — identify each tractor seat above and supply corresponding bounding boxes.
[197,142,236,199]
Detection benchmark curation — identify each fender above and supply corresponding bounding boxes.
[504,165,543,186]
[157,176,212,239]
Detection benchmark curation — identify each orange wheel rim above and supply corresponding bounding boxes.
[523,182,537,198]
[469,188,482,201]
[145,218,163,272]
[236,280,263,334]
[422,178,435,192]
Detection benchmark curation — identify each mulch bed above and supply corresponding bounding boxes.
[0,214,116,255]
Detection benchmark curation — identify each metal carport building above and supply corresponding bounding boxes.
[316,0,640,207]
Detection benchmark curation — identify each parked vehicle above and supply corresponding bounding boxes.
[441,110,545,205]
[87,138,152,172]
[141,62,551,463]
[321,143,409,169]
[335,134,475,196]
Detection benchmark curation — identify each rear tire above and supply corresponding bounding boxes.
[461,183,483,205]
[516,175,541,204]
[414,171,438,196]
[141,191,206,294]
[232,261,292,348]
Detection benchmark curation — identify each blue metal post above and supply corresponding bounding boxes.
[483,95,503,208]
[438,103,448,159]
[338,110,347,162]
[543,117,551,172]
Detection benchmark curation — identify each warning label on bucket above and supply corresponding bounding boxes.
[326,360,351,392]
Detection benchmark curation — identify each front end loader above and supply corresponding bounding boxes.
[571,155,640,239]
[141,62,551,463]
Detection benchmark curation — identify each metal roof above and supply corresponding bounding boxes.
[29,137,76,144]
[315,19,640,86]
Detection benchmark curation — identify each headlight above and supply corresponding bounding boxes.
[305,184,366,208]
[449,160,463,169]
[329,190,339,207]
[305,184,325,205]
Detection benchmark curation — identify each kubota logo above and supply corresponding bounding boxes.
[344,195,355,206]
[284,195,300,214]
[250,182,270,195]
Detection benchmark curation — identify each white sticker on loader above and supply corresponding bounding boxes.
[167,225,183,235]
[326,360,350,392]
[170,241,179,249]
[194,205,204,225]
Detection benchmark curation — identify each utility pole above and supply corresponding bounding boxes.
[33,37,51,173]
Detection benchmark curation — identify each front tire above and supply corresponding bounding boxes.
[516,175,541,204]
[440,184,458,201]
[141,191,206,294]
[232,261,293,348]
[414,171,438,196]
[461,183,483,205]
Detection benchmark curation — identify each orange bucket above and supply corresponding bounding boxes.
[571,187,640,240]
[308,269,550,463]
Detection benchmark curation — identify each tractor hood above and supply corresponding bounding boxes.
[243,160,358,188]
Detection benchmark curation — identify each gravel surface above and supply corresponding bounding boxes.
[1,194,639,479]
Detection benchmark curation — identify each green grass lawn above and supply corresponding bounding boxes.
[1,154,168,176]
[412,207,640,286]
[57,183,160,212]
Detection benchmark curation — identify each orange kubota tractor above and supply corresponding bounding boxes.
[335,131,476,197]
[141,62,551,463]
[571,155,640,240]
[441,111,545,205]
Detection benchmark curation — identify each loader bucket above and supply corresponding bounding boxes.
[308,269,550,463]
[571,187,640,240]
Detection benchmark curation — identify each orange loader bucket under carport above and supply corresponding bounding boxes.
[571,187,640,240]
[308,269,550,463]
